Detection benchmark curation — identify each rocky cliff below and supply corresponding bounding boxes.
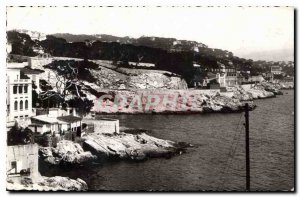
[90,84,275,114]
[89,66,188,90]
[30,58,188,90]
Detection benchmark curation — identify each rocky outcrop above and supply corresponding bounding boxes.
[128,72,187,89]
[279,82,294,89]
[260,82,281,95]
[35,58,188,90]
[39,140,96,166]
[82,132,191,161]
[89,66,188,90]
[261,81,293,91]
[236,84,275,99]
[92,89,257,114]
[7,175,87,191]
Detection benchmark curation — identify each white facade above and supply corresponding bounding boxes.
[216,73,227,87]
[271,66,282,75]
[6,64,33,122]
[84,118,120,134]
[30,108,82,136]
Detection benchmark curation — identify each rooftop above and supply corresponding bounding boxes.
[21,68,44,75]
[31,115,72,124]
[57,115,82,123]
[31,115,58,124]
[7,62,28,69]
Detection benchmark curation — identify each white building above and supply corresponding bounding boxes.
[30,108,83,138]
[6,63,33,123]
[271,66,282,75]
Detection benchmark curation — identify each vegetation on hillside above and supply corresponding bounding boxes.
[7,31,294,87]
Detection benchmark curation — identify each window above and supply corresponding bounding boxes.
[19,86,23,94]
[14,101,18,111]
[13,86,17,94]
[20,100,23,111]
[11,161,17,173]
[25,100,28,110]
[24,85,28,93]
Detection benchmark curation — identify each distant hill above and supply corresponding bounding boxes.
[7,30,294,86]
[51,33,208,52]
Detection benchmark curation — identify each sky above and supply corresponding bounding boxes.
[6,6,294,61]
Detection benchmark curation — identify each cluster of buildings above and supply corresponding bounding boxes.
[6,55,120,136]
[13,29,47,41]
[192,63,241,89]
[192,62,293,89]
[6,60,86,137]
[6,52,120,184]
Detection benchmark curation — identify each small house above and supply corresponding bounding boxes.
[29,108,83,138]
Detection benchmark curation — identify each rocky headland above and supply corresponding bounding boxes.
[82,131,191,161]
[38,131,191,167]
[91,84,278,114]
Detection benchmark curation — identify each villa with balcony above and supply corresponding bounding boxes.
[6,63,33,124]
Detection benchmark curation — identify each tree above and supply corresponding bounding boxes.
[67,97,94,116]
[40,60,95,115]
[7,31,37,56]
[7,123,34,146]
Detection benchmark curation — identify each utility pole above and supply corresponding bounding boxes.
[47,71,50,116]
[244,103,250,191]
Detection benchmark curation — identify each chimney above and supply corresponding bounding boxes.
[67,107,71,115]
[73,108,77,117]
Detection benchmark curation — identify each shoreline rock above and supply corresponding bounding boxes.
[39,140,96,166]
[7,175,88,191]
[91,85,272,114]
[82,132,192,161]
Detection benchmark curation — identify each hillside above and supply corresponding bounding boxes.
[30,59,187,91]
[51,33,208,52]
[7,30,295,87]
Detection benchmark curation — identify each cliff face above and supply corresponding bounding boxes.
[89,67,188,90]
[30,58,188,90]
[128,73,187,89]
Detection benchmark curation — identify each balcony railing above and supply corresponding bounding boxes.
[13,79,30,83]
